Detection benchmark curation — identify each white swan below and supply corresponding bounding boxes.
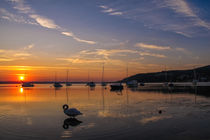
[63,104,82,117]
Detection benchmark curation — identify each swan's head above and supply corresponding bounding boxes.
[63,104,69,111]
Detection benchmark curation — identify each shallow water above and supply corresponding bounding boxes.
[0,84,210,140]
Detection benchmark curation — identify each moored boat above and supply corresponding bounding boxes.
[126,80,138,88]
[110,83,123,90]
[54,82,63,87]
[21,82,34,87]
[88,82,96,87]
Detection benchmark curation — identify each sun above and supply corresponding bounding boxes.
[19,76,24,81]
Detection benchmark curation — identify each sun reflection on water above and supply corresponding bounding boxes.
[19,88,24,94]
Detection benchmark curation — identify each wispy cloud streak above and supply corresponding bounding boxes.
[161,0,210,29]
[4,0,96,44]
[99,5,123,16]
[99,0,210,37]
[61,32,96,44]
[0,8,37,25]
[0,44,33,62]
[136,43,171,50]
[30,14,60,29]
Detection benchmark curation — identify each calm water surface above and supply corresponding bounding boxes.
[0,84,210,140]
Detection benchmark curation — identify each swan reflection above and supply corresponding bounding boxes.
[63,118,83,129]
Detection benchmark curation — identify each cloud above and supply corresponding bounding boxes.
[0,44,33,61]
[56,49,141,66]
[103,8,115,13]
[6,0,96,45]
[0,58,14,62]
[80,49,138,59]
[61,32,97,45]
[0,8,37,25]
[14,52,31,57]
[24,44,34,50]
[29,14,60,29]
[175,47,191,55]
[99,1,210,37]
[61,32,74,37]
[135,43,171,50]
[57,58,105,64]
[73,49,165,65]
[0,65,79,71]
[99,5,108,9]
[9,0,34,14]
[109,12,123,16]
[175,31,192,37]
[0,49,6,53]
[99,5,123,16]
[72,37,97,45]
[163,0,196,17]
[139,52,166,58]
[162,0,210,29]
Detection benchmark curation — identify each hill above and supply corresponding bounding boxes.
[121,65,210,83]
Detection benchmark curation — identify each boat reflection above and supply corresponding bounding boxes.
[90,87,95,91]
[110,89,123,95]
[63,118,83,129]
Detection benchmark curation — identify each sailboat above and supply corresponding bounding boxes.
[21,73,34,87]
[126,80,138,88]
[86,70,96,87]
[126,64,138,88]
[101,63,107,86]
[110,83,123,90]
[22,82,34,87]
[53,72,62,88]
[192,68,198,86]
[163,66,174,87]
[66,69,72,86]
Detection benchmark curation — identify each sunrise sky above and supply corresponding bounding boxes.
[0,0,210,82]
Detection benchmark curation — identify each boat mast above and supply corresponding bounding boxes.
[66,69,69,84]
[55,72,57,83]
[88,70,90,82]
[102,63,104,83]
[193,68,197,81]
[165,65,167,82]
[126,63,128,78]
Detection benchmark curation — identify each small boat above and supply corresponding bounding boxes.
[110,83,123,90]
[88,82,96,87]
[101,82,107,86]
[126,80,138,88]
[63,104,82,117]
[66,69,72,86]
[168,82,174,87]
[163,82,174,87]
[53,72,62,88]
[192,80,198,86]
[164,82,168,87]
[192,68,198,86]
[21,82,34,87]
[66,82,72,86]
[101,63,107,86]
[139,82,145,86]
[54,82,63,87]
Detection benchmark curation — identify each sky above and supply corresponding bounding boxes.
[0,0,210,82]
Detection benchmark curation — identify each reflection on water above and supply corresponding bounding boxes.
[0,84,210,139]
[63,118,83,129]
[20,87,24,93]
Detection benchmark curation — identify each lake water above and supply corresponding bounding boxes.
[0,84,210,140]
